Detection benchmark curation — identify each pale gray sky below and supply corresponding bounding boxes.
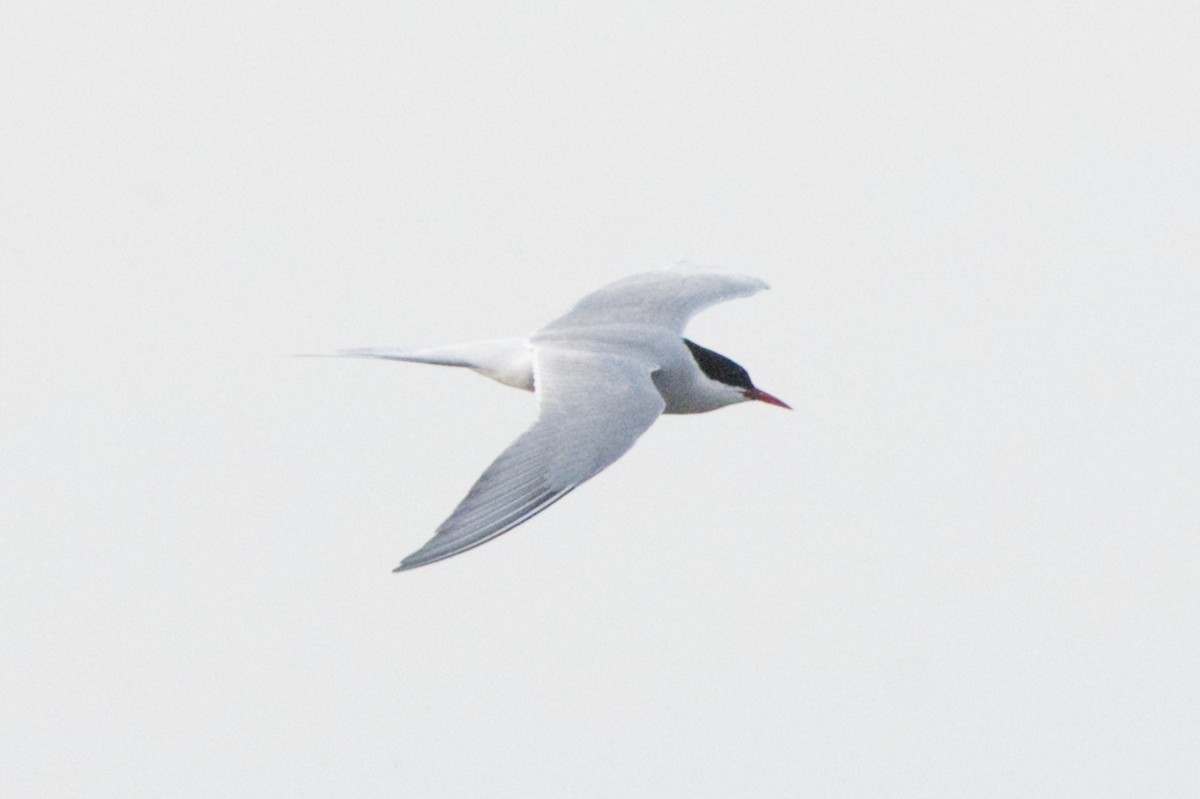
[3,2,1198,797]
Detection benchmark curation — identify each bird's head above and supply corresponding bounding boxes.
[684,339,791,410]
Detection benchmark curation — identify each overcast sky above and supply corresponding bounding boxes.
[3,2,1198,797]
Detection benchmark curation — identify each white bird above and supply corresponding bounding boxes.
[332,265,789,572]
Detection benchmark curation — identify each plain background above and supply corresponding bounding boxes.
[3,2,1197,796]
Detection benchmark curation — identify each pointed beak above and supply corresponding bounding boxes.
[745,387,792,409]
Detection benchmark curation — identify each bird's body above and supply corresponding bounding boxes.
[332,265,788,571]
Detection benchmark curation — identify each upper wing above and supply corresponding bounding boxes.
[394,346,665,571]
[540,264,769,334]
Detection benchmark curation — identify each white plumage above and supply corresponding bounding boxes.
[329,264,788,571]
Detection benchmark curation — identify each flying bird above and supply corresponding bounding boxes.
[333,265,789,571]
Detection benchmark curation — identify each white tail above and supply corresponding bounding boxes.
[320,339,535,391]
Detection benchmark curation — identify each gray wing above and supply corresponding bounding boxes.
[540,263,769,334]
[395,346,665,571]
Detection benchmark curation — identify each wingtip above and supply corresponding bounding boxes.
[394,554,429,572]
[666,262,769,291]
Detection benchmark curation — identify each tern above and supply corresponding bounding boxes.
[333,265,789,572]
